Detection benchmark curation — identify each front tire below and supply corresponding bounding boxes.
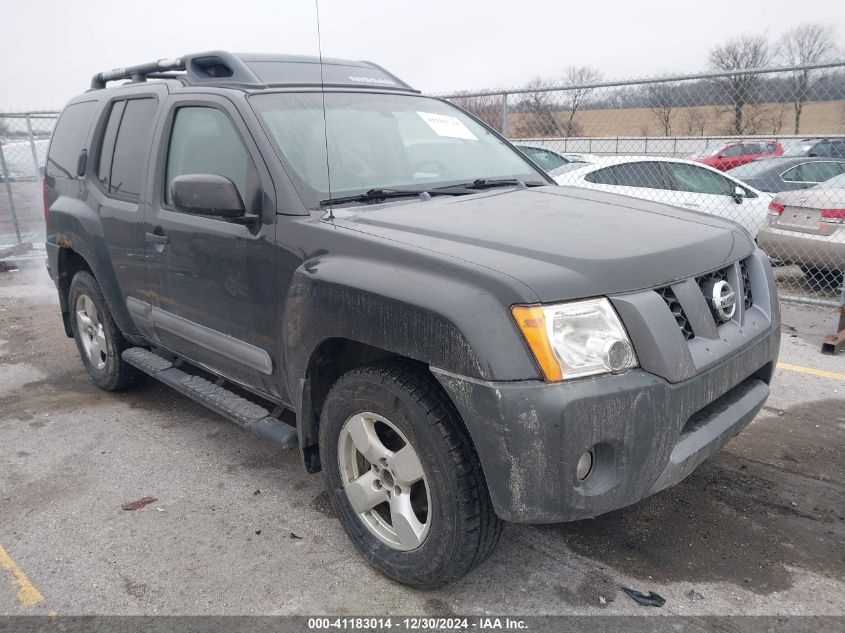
[68,271,142,391]
[319,360,503,588]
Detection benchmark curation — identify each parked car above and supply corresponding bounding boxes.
[726,157,845,193]
[693,140,782,171]
[0,138,49,180]
[783,138,845,158]
[45,51,779,588]
[758,172,845,286]
[553,156,771,236]
[513,144,593,172]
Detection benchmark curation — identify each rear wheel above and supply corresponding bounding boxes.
[319,360,503,588]
[68,271,142,391]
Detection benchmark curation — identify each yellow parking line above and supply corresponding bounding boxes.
[777,362,845,381]
[0,545,43,606]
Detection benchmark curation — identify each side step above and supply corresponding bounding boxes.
[122,347,298,449]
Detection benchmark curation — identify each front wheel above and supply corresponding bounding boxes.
[320,361,503,588]
[68,271,142,391]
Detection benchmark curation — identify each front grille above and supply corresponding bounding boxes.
[695,265,730,294]
[739,259,753,309]
[657,286,694,341]
[656,257,754,341]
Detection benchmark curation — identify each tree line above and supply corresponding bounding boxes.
[450,23,841,137]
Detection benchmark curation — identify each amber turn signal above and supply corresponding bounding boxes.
[511,305,563,381]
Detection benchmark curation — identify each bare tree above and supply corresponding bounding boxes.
[778,23,837,133]
[560,66,603,136]
[681,107,707,136]
[645,82,676,136]
[450,92,505,132]
[709,33,771,135]
[514,77,562,137]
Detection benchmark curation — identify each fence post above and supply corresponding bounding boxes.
[0,144,22,244]
[500,93,508,137]
[822,281,845,354]
[25,115,39,177]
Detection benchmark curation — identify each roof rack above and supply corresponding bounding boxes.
[90,50,417,92]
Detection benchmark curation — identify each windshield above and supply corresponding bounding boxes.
[726,160,773,178]
[783,143,814,157]
[818,172,845,189]
[250,92,544,208]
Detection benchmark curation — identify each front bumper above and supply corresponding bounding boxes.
[433,324,779,523]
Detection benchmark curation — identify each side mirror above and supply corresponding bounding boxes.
[171,174,245,218]
[717,153,726,159]
[733,185,746,204]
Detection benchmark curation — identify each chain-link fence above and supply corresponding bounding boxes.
[0,112,57,256]
[443,61,845,315]
[2,63,844,316]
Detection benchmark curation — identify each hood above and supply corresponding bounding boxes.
[333,186,754,302]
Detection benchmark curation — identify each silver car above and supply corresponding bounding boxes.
[758,172,845,284]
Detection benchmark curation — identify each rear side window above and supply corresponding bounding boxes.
[164,107,257,209]
[99,98,157,199]
[585,162,669,189]
[782,161,844,183]
[46,101,97,178]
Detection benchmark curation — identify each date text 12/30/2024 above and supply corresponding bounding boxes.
[307,617,528,630]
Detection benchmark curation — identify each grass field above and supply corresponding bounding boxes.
[507,100,845,138]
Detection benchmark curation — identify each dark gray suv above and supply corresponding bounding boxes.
[44,51,780,587]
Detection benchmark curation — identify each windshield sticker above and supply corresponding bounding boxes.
[416,112,478,140]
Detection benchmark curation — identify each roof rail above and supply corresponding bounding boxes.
[90,52,265,90]
[89,51,415,92]
[91,58,185,89]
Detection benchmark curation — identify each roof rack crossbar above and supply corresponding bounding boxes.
[91,58,185,89]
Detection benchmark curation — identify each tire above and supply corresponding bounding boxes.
[319,360,503,589]
[68,270,142,391]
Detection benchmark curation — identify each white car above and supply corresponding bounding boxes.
[0,138,49,180]
[551,156,771,237]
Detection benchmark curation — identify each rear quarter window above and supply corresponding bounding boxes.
[46,101,98,179]
[106,98,158,199]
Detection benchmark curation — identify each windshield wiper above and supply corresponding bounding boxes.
[319,188,461,207]
[434,178,546,191]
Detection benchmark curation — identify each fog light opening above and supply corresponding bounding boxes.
[576,450,594,481]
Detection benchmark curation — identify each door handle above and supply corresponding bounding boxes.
[145,231,169,245]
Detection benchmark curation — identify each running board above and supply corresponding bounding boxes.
[121,347,298,449]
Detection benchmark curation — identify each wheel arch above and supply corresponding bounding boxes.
[55,247,94,337]
[297,337,418,472]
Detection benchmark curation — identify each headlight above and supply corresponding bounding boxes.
[511,298,637,381]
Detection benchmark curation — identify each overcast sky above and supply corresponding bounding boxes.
[1,0,843,111]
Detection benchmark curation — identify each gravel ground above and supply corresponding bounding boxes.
[0,259,843,617]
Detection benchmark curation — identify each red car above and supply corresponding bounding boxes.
[693,140,783,171]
